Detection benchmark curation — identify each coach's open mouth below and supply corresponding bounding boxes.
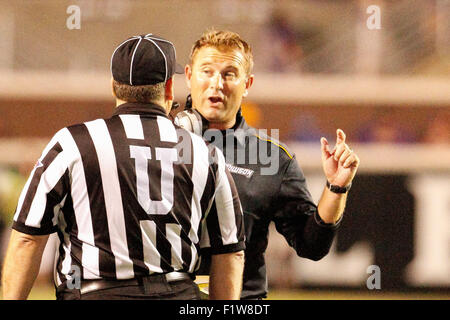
[208,96,223,103]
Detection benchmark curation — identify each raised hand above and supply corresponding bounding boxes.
[320,129,360,188]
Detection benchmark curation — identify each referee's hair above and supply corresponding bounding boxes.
[112,79,165,103]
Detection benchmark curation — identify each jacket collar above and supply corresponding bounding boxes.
[232,112,252,147]
[206,111,255,148]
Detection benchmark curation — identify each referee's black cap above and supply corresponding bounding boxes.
[111,34,183,86]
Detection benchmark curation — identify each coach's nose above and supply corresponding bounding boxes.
[210,72,224,91]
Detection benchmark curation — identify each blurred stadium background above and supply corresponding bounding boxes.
[0,0,449,300]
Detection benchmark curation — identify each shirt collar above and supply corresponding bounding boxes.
[232,113,251,146]
[112,102,168,118]
[212,112,255,147]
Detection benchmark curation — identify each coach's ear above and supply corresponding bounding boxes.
[243,74,254,98]
[185,64,192,90]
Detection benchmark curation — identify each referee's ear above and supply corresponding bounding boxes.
[111,77,117,98]
[165,77,175,102]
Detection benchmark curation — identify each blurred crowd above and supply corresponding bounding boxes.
[256,1,449,75]
[289,108,450,144]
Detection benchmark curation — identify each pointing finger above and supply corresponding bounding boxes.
[321,137,332,159]
[336,129,346,145]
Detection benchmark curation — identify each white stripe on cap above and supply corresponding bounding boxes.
[129,36,143,86]
[110,36,140,82]
[143,38,168,82]
[145,35,178,61]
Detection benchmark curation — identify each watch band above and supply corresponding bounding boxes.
[326,180,352,193]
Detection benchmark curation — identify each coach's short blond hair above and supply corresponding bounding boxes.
[190,29,254,76]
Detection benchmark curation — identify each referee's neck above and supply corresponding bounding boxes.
[115,99,128,107]
[114,99,169,115]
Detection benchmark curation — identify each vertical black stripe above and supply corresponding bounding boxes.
[197,168,216,243]
[41,169,70,231]
[61,190,84,279]
[156,220,173,272]
[68,124,116,278]
[179,231,193,270]
[17,142,63,224]
[205,202,224,248]
[53,191,83,283]
[105,116,149,275]
[56,228,68,284]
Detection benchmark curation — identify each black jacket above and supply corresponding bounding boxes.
[203,113,340,299]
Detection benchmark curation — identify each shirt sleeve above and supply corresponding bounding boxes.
[12,129,71,235]
[200,146,246,255]
[273,155,340,261]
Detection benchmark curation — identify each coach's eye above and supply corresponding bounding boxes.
[202,69,214,77]
[224,72,236,80]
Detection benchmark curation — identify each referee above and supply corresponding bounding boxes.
[1,34,245,300]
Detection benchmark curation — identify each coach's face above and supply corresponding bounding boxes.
[186,46,253,130]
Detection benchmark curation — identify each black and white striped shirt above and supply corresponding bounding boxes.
[13,103,245,284]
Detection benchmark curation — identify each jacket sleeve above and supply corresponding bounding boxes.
[273,155,341,261]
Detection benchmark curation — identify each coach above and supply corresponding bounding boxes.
[175,29,360,299]
[1,34,245,300]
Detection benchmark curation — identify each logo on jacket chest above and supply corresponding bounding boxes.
[225,163,254,178]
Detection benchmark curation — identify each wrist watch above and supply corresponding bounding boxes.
[326,180,352,193]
